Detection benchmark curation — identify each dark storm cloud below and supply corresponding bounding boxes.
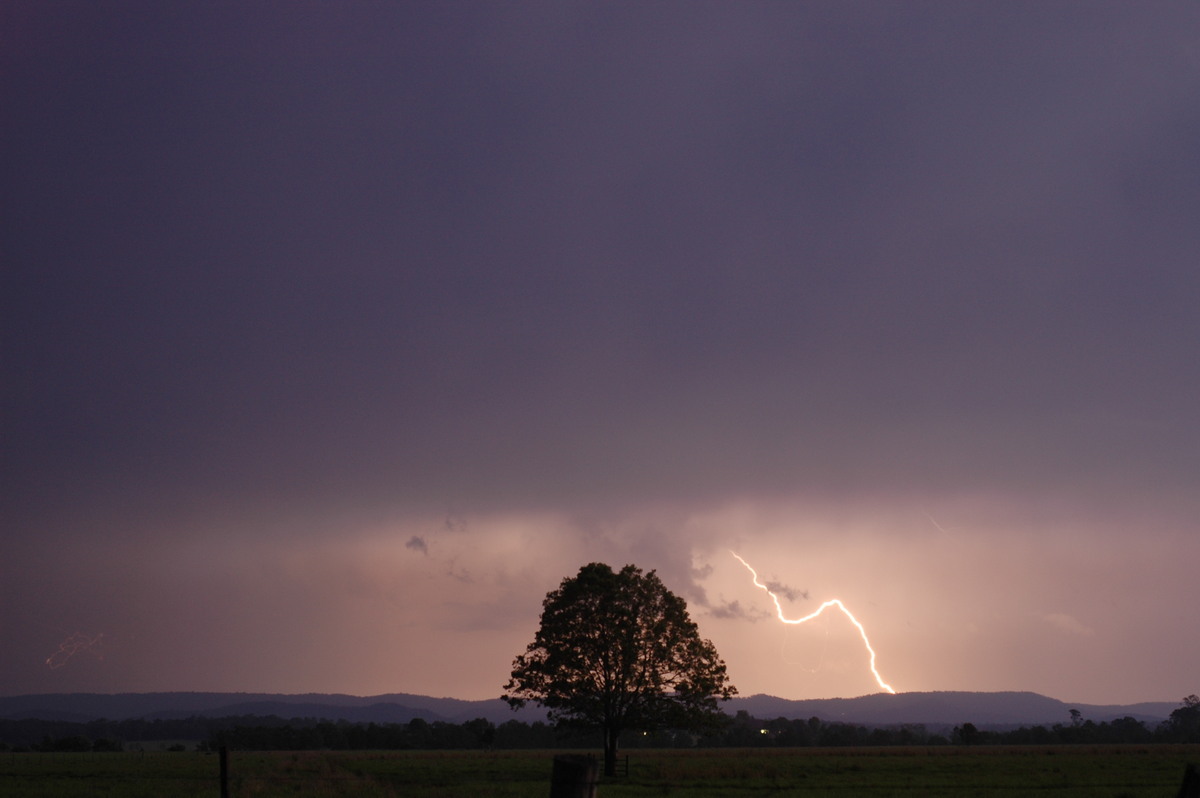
[708,600,762,622]
[765,581,809,604]
[3,1,1200,700]
[6,2,1200,528]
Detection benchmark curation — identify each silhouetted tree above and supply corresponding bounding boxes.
[503,562,736,776]
[953,722,981,745]
[1164,695,1200,742]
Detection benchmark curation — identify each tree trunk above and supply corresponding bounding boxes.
[603,726,619,777]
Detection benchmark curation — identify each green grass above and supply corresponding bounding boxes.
[598,746,1199,797]
[2,745,1197,797]
[0,750,216,798]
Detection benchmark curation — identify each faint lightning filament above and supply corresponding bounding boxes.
[45,632,105,670]
[731,551,896,694]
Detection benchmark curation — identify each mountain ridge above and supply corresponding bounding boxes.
[730,691,1177,727]
[0,690,1179,728]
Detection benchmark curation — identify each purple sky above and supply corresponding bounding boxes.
[4,2,1199,705]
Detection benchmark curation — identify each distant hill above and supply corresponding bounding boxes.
[728,691,1177,728]
[0,692,545,725]
[0,690,1177,729]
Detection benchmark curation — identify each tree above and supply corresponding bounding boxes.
[953,722,980,745]
[503,562,736,776]
[1164,694,1200,742]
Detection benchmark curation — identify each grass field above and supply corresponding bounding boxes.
[2,745,1197,797]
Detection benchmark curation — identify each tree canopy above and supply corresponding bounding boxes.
[503,562,736,775]
[1163,694,1200,742]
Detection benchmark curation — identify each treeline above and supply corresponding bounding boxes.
[719,698,1200,748]
[726,709,1197,748]
[209,718,574,752]
[5,696,1197,753]
[0,716,581,753]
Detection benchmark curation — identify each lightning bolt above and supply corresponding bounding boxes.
[731,551,896,695]
[45,632,105,670]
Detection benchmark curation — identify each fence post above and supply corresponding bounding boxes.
[1179,763,1200,798]
[549,754,597,798]
[219,746,230,798]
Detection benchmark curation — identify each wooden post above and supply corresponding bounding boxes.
[219,745,230,798]
[1179,763,1200,798]
[550,754,597,798]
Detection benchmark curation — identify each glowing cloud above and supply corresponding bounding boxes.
[1043,612,1095,637]
[731,551,896,694]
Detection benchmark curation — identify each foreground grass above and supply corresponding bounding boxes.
[2,745,1197,797]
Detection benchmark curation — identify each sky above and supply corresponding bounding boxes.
[3,1,1199,706]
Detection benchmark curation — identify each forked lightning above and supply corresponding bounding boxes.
[731,551,896,694]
